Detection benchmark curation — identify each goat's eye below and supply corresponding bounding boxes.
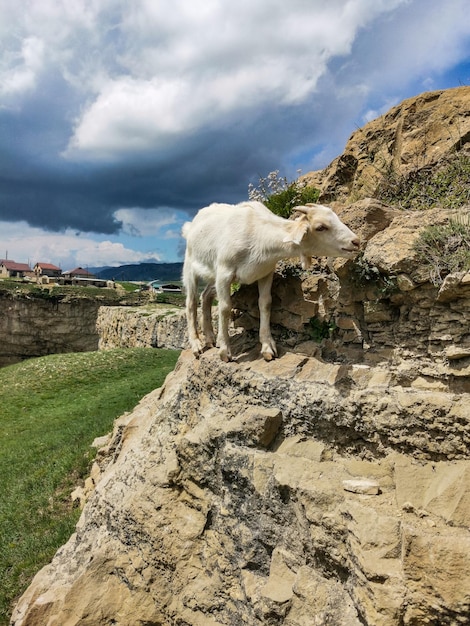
[315,224,328,232]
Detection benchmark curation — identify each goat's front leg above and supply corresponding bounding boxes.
[201,283,216,348]
[215,272,233,362]
[258,273,277,361]
[184,271,203,357]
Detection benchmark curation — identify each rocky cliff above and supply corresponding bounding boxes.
[96,305,188,352]
[0,292,187,367]
[10,350,470,625]
[302,86,470,203]
[11,205,470,625]
[0,293,101,367]
[11,88,470,626]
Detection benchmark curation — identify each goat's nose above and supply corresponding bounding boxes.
[352,238,360,248]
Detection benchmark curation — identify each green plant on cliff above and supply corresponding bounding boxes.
[248,170,320,217]
[375,153,470,210]
[413,211,470,285]
[351,252,397,298]
[0,348,180,625]
[307,316,337,342]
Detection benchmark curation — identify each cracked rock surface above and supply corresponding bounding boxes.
[12,346,470,626]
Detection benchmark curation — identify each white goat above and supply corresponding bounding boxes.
[182,201,360,362]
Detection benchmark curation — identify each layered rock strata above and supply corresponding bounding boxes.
[0,294,100,367]
[233,202,470,399]
[302,86,470,203]
[96,305,188,351]
[11,347,470,626]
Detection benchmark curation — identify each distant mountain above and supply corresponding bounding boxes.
[92,262,184,282]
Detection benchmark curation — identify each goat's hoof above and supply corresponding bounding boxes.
[219,349,232,362]
[261,342,277,361]
[190,339,204,357]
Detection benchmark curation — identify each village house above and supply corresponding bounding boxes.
[62,267,96,279]
[0,259,33,279]
[34,262,62,278]
[61,266,110,288]
[0,259,111,289]
[0,259,112,289]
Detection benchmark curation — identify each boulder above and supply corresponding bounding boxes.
[301,86,470,203]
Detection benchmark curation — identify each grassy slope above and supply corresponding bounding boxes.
[0,348,180,624]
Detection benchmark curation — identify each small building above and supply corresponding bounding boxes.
[149,281,182,293]
[63,267,96,279]
[34,262,62,278]
[0,259,32,278]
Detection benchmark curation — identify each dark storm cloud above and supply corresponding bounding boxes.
[1,0,470,243]
[0,90,334,234]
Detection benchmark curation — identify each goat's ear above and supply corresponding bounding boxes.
[283,217,309,245]
[292,206,309,215]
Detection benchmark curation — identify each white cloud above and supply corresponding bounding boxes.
[0,36,45,98]
[362,97,400,124]
[1,0,470,266]
[163,229,182,240]
[64,78,193,158]
[0,221,161,269]
[71,239,162,267]
[340,0,470,96]
[62,0,408,160]
[114,207,179,237]
[4,0,469,165]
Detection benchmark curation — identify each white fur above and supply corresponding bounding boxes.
[182,201,359,361]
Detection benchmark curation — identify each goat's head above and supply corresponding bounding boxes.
[284,204,360,261]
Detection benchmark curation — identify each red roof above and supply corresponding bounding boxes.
[35,262,61,270]
[64,266,95,276]
[1,260,31,272]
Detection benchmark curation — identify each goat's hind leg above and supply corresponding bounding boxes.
[215,272,233,362]
[184,269,204,357]
[201,283,216,348]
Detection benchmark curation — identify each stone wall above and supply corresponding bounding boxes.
[0,294,188,368]
[0,294,100,367]
[96,305,188,351]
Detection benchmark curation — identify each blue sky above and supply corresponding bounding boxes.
[1,0,470,269]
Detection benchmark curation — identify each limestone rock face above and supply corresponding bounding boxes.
[0,295,188,367]
[0,294,100,366]
[96,305,188,351]
[302,86,470,202]
[232,204,470,390]
[11,348,470,626]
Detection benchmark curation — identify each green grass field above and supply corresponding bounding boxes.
[0,347,180,625]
